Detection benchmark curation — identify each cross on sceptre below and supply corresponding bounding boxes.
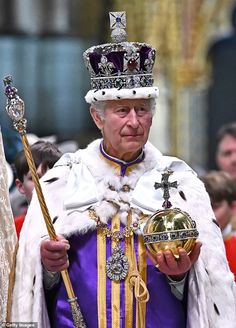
[154,169,178,209]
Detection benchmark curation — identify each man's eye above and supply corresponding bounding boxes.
[117,108,127,113]
[136,107,149,115]
[116,108,129,115]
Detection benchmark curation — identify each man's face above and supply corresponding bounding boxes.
[90,99,153,161]
[216,134,236,181]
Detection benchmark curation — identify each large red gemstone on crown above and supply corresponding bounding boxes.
[127,58,138,71]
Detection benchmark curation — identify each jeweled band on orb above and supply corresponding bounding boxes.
[143,228,199,245]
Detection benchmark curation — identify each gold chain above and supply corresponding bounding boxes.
[89,209,140,243]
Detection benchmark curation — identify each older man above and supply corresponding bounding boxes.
[11,12,236,328]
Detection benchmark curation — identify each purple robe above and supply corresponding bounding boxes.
[46,230,186,327]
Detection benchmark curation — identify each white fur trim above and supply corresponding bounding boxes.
[85,86,159,104]
[11,139,236,327]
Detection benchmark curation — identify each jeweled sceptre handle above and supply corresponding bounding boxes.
[3,75,86,328]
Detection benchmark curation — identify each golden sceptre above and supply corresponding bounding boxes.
[3,75,86,328]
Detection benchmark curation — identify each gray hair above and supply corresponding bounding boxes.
[92,98,157,118]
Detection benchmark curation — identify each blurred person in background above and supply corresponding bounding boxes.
[216,122,236,232]
[201,170,236,280]
[13,140,62,238]
[216,122,236,181]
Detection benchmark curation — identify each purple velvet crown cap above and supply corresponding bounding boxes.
[83,11,159,104]
[83,42,156,88]
[83,41,156,77]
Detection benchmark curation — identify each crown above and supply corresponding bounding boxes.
[83,12,159,104]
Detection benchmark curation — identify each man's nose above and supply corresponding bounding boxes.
[127,109,139,127]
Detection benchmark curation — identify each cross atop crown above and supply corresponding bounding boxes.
[109,12,127,42]
[109,11,126,30]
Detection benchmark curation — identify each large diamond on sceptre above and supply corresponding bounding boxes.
[3,75,87,328]
[143,169,199,258]
[4,75,26,134]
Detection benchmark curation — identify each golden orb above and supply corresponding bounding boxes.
[143,208,199,258]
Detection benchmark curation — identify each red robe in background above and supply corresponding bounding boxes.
[14,213,26,238]
[224,235,236,281]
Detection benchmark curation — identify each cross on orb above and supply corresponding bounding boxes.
[154,169,178,209]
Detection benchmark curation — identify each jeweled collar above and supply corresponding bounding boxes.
[99,141,145,177]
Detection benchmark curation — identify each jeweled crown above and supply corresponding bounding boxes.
[83,12,158,104]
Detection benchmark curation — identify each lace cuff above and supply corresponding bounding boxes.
[166,274,187,301]
[43,266,60,290]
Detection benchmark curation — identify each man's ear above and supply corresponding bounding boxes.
[90,107,104,130]
[15,178,26,195]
